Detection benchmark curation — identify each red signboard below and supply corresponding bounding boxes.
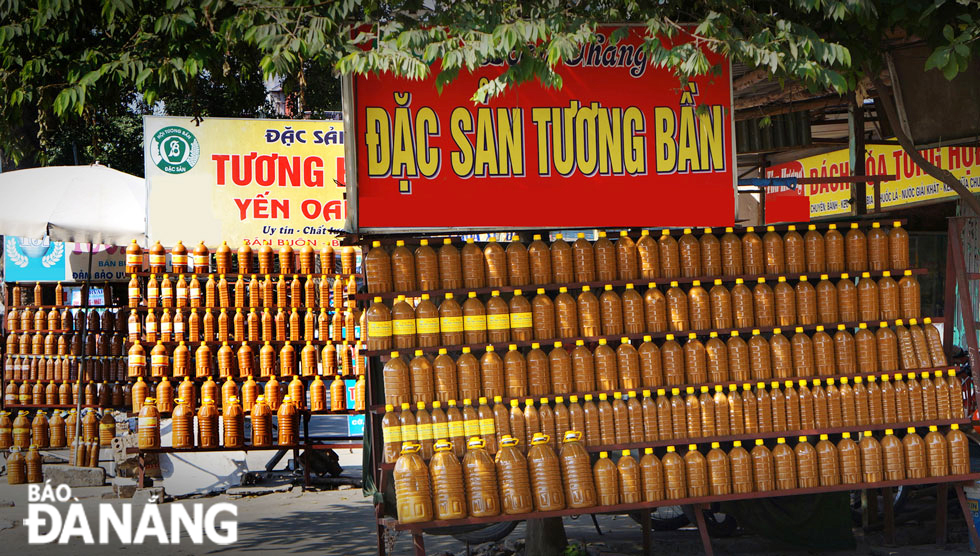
[351,26,735,231]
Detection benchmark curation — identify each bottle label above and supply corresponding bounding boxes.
[130,322,141,334]
[416,318,439,334]
[13,427,29,436]
[382,424,402,444]
[149,254,166,266]
[487,314,510,330]
[161,322,172,333]
[193,255,208,267]
[440,316,463,333]
[152,354,168,366]
[368,320,392,338]
[126,254,142,266]
[147,287,159,299]
[432,421,448,439]
[0,427,9,435]
[138,417,159,428]
[128,287,140,299]
[176,287,187,298]
[479,418,495,436]
[129,354,145,365]
[463,315,487,331]
[393,318,416,336]
[463,419,481,437]
[510,312,532,328]
[417,422,433,441]
[190,287,201,300]
[174,322,185,334]
[172,254,187,266]
[401,423,417,442]
[146,321,157,333]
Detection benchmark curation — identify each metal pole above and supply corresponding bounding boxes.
[73,243,94,461]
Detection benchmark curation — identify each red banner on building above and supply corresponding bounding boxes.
[350,26,735,231]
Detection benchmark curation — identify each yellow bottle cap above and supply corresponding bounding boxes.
[576,340,585,346]
[733,440,742,447]
[645,447,654,454]
[816,325,824,332]
[755,439,764,446]
[613,392,622,400]
[731,331,739,337]
[864,431,872,437]
[700,386,709,393]
[666,334,675,341]
[795,327,803,333]
[757,277,765,284]
[582,285,590,292]
[842,432,851,439]
[841,273,850,279]
[799,436,807,442]
[461,347,471,353]
[643,335,652,342]
[598,339,607,345]
[400,402,410,410]
[598,393,607,401]
[688,444,697,450]
[773,327,782,334]
[736,278,744,284]
[570,395,579,402]
[667,446,676,452]
[670,281,679,287]
[778,276,786,283]
[907,427,915,433]
[715,385,723,392]
[688,332,697,339]
[513,289,522,296]
[692,280,701,287]
[952,424,960,430]
[671,388,680,395]
[743,384,751,391]
[686,387,695,394]
[777,437,786,444]
[729,384,737,392]
[711,442,720,449]
[714,279,722,286]
[657,389,666,396]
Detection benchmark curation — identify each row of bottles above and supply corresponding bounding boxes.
[381,370,963,460]
[9,281,67,308]
[5,379,132,409]
[0,408,116,450]
[125,239,357,276]
[5,445,44,484]
[366,222,910,295]
[380,323,948,406]
[5,306,125,334]
[127,339,365,379]
[136,394,313,450]
[127,373,365,415]
[5,355,126,384]
[364,273,923,351]
[394,424,966,523]
[127,272,356,311]
[7,331,126,357]
[125,305,362,344]
[576,426,970,504]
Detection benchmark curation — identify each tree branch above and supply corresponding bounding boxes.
[871,74,980,216]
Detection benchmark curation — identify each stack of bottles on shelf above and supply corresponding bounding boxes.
[362,221,974,524]
[3,281,129,410]
[394,424,971,523]
[381,367,964,458]
[119,239,369,451]
[2,407,115,483]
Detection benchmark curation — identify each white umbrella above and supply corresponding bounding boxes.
[0,164,146,244]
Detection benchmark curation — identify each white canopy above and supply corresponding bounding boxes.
[0,164,146,245]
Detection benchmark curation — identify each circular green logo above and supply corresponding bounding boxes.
[150,126,200,174]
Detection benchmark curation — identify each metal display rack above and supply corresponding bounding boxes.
[351,220,980,556]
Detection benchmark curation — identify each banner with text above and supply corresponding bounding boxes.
[766,144,980,218]
[352,27,735,230]
[4,236,128,282]
[144,116,345,249]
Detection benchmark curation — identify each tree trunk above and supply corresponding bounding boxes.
[525,518,568,556]
[872,74,980,216]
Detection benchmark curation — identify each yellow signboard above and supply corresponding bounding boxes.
[766,144,980,217]
[144,116,345,248]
